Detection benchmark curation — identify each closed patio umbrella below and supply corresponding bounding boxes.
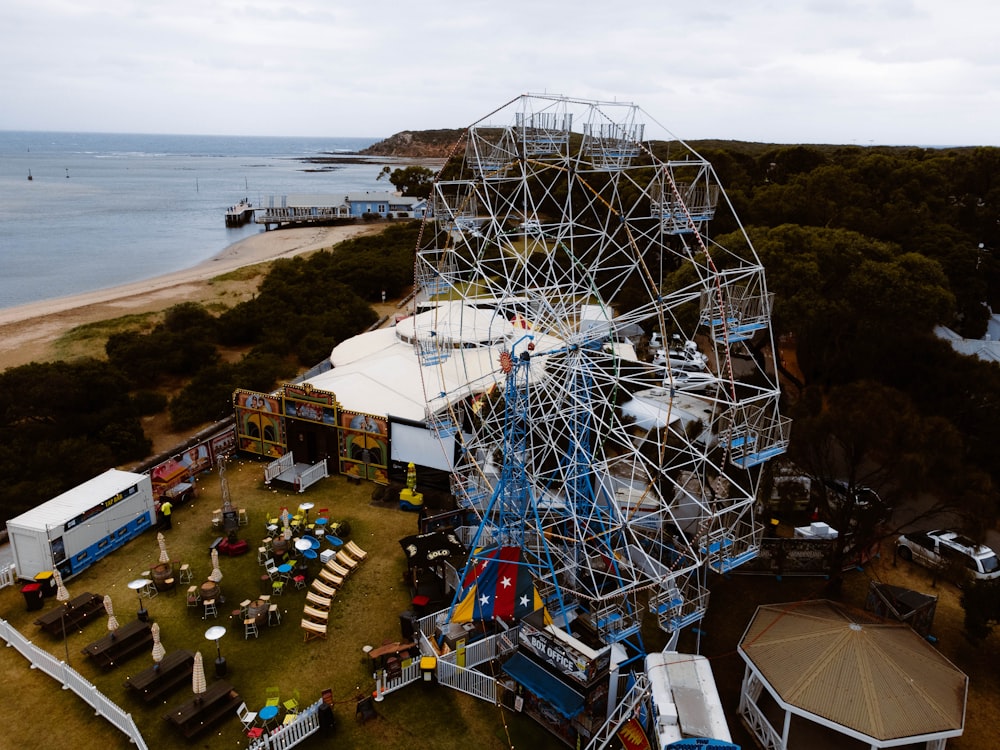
[192,651,207,702]
[157,532,170,564]
[151,622,166,666]
[281,508,292,541]
[103,594,119,636]
[208,548,223,583]
[53,569,69,603]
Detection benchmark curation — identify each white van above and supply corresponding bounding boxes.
[896,529,1000,581]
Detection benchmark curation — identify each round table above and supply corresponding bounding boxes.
[299,501,314,520]
[294,539,312,553]
[277,563,293,576]
[258,704,279,728]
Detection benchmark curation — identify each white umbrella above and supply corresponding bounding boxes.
[208,548,223,583]
[151,622,166,665]
[103,594,119,634]
[157,532,170,564]
[192,651,207,701]
[53,569,69,603]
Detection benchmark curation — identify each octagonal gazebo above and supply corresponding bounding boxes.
[738,600,966,750]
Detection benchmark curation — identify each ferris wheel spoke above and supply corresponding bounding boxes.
[418,95,787,650]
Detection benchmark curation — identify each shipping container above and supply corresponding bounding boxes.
[7,469,155,581]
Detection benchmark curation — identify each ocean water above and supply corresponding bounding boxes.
[0,131,385,310]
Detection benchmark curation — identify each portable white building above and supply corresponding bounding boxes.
[7,469,155,581]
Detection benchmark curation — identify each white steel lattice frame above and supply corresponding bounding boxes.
[414,94,787,646]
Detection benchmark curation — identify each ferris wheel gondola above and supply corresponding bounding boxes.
[413,94,789,657]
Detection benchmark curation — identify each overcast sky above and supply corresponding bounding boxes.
[3,0,998,146]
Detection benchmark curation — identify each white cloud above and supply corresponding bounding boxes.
[2,0,998,144]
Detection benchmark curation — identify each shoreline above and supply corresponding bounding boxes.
[0,223,383,370]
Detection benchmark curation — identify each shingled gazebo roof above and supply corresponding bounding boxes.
[739,600,966,743]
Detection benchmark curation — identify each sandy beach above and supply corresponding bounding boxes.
[0,223,384,371]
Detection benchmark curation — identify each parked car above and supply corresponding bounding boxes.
[822,479,892,525]
[896,529,1000,581]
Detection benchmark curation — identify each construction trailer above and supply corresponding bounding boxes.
[7,469,155,581]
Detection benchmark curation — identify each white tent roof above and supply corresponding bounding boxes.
[395,301,516,346]
[314,302,566,422]
[313,305,514,421]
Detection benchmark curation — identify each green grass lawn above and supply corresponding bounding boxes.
[1,459,997,749]
[0,459,550,749]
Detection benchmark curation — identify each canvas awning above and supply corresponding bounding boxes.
[502,652,584,719]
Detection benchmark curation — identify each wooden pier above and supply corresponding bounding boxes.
[224,200,254,227]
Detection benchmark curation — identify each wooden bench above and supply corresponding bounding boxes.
[326,560,351,578]
[301,618,327,642]
[81,620,153,670]
[303,604,329,623]
[344,541,368,561]
[318,568,343,587]
[335,551,359,571]
[164,680,241,739]
[311,580,337,598]
[305,591,332,610]
[125,649,194,704]
[34,593,105,637]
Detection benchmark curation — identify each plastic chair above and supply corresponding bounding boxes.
[237,701,257,730]
[272,580,285,597]
[292,573,307,590]
[264,559,279,580]
[265,686,281,707]
[283,688,300,714]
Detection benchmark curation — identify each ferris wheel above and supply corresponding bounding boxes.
[413,94,789,653]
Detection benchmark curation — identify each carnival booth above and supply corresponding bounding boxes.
[8,469,155,580]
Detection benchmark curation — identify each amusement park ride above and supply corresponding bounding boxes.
[407,94,788,748]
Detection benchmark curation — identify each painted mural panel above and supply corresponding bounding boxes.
[283,383,338,425]
[339,411,388,484]
[234,390,286,458]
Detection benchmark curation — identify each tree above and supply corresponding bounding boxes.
[788,380,978,591]
[387,165,435,198]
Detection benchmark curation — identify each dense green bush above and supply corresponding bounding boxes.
[0,359,151,522]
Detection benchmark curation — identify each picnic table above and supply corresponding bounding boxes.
[34,592,105,637]
[124,649,195,703]
[164,679,241,739]
[81,619,153,670]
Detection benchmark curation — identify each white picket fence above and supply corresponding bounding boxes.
[373,656,422,698]
[0,563,17,589]
[247,698,323,750]
[0,618,148,748]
